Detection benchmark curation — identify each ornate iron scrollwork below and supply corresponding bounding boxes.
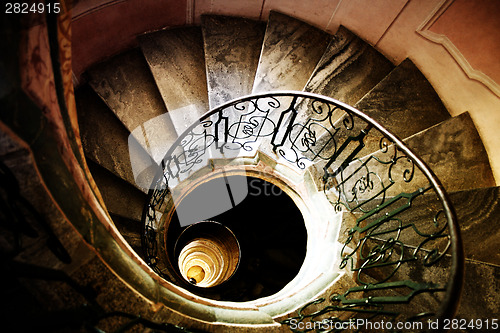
[141,91,462,331]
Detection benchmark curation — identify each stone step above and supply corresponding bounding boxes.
[331,113,495,212]
[354,58,451,140]
[87,49,178,167]
[300,58,451,186]
[351,185,500,267]
[87,160,147,223]
[139,26,209,135]
[87,48,174,135]
[304,26,394,106]
[76,85,143,192]
[110,214,143,257]
[446,186,500,266]
[350,237,499,322]
[402,112,495,191]
[457,259,499,320]
[329,58,452,163]
[202,15,266,109]
[252,11,331,93]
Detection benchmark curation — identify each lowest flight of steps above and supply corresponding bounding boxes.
[76,10,499,324]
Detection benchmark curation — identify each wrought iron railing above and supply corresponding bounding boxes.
[142,91,464,330]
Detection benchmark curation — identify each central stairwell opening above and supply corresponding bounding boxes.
[165,175,307,302]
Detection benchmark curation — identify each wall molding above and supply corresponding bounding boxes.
[416,0,500,98]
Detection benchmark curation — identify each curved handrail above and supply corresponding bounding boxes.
[142,91,464,327]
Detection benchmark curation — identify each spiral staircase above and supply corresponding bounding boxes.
[1,9,500,333]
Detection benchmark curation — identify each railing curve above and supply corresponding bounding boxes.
[141,91,464,329]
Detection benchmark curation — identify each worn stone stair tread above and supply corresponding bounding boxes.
[139,26,209,135]
[443,186,500,266]
[330,112,495,217]
[110,214,143,256]
[87,159,147,223]
[354,237,499,320]
[252,11,331,93]
[352,185,500,266]
[76,85,143,192]
[354,58,451,139]
[303,58,453,184]
[87,48,177,144]
[202,15,266,109]
[402,112,495,191]
[357,235,499,320]
[456,259,499,319]
[304,26,394,106]
[325,58,452,163]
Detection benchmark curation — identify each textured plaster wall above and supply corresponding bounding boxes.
[71,0,500,184]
